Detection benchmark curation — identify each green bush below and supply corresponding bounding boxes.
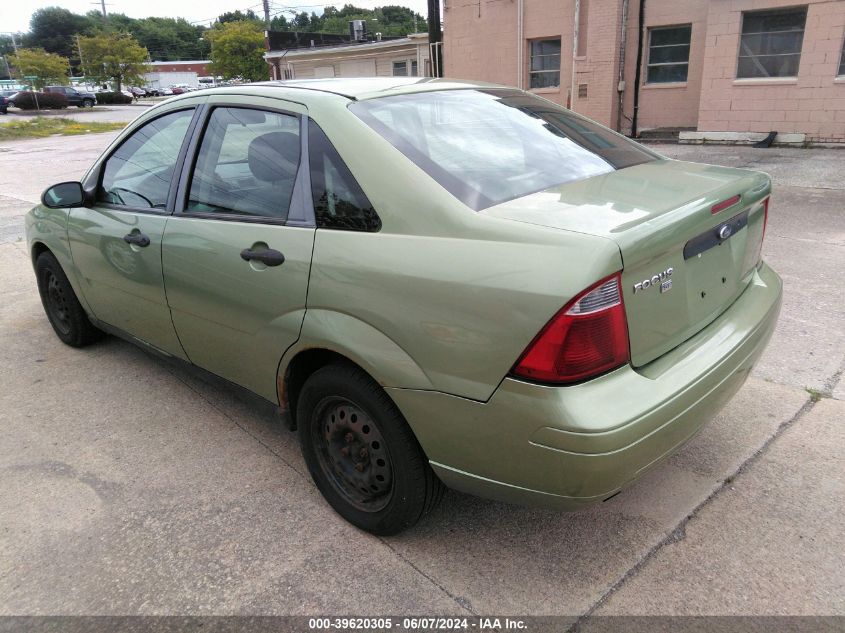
[95,91,132,105]
[13,91,68,110]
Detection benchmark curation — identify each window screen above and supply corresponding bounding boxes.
[647,25,691,83]
[99,109,194,209]
[737,8,807,78]
[308,119,380,232]
[839,37,845,76]
[187,107,300,220]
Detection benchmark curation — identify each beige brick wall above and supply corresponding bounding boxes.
[443,0,522,89]
[621,0,709,133]
[443,0,845,141]
[697,0,845,142]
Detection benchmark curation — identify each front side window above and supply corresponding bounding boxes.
[187,107,300,220]
[529,39,561,89]
[351,89,657,211]
[647,25,691,83]
[308,120,380,232]
[737,8,807,78]
[99,108,194,209]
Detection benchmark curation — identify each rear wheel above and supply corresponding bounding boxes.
[82,99,94,108]
[35,252,103,347]
[297,363,444,535]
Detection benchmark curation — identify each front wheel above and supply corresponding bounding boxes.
[82,99,94,108]
[35,252,103,347]
[297,363,444,535]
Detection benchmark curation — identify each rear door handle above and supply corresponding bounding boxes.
[123,232,150,247]
[240,248,285,267]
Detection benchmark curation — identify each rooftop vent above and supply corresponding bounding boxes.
[349,20,367,42]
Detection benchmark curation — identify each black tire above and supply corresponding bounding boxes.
[82,99,94,108]
[35,251,103,347]
[297,363,445,535]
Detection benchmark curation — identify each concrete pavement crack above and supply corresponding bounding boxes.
[569,382,828,630]
[163,366,476,612]
[377,537,478,616]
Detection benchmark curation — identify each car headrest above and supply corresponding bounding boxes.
[248,131,301,183]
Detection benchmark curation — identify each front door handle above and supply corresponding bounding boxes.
[240,247,285,267]
[123,232,150,247]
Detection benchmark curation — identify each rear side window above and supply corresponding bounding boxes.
[308,119,380,232]
[99,108,194,209]
[350,89,657,211]
[187,107,301,220]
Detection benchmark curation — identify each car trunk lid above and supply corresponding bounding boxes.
[484,159,771,367]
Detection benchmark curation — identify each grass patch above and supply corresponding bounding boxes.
[805,387,825,402]
[0,117,125,141]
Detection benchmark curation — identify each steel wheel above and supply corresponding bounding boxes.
[35,251,103,347]
[311,396,394,512]
[44,270,72,336]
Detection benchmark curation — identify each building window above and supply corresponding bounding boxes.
[529,39,561,89]
[737,8,807,79]
[646,25,691,83]
[839,37,845,76]
[392,60,419,77]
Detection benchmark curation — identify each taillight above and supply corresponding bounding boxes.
[511,273,630,384]
[756,196,770,263]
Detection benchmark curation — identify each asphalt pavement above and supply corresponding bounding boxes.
[0,127,842,619]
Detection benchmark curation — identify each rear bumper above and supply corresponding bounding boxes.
[389,262,782,509]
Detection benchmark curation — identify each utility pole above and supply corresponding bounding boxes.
[100,0,107,18]
[427,0,442,77]
[75,34,87,80]
[262,0,271,28]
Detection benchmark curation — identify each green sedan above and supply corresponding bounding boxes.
[26,78,782,535]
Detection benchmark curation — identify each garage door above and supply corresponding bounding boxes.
[314,66,335,78]
[339,59,377,77]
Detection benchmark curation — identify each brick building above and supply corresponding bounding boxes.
[144,60,213,91]
[443,0,845,144]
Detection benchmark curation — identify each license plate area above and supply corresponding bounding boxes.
[683,210,748,260]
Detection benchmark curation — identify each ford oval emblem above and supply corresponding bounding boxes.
[718,224,733,240]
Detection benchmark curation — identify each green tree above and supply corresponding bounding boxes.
[78,32,149,91]
[217,10,261,25]
[13,48,70,89]
[23,7,94,74]
[207,21,267,82]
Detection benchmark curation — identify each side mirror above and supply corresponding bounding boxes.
[41,181,86,209]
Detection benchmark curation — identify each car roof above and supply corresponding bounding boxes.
[191,77,512,102]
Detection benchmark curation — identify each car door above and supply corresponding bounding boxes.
[67,102,203,359]
[161,96,316,401]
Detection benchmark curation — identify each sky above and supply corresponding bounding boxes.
[1,0,430,33]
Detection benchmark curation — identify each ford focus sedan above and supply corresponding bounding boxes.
[26,78,782,535]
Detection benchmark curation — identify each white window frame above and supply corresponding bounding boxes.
[646,24,692,84]
[528,38,561,89]
[736,7,807,79]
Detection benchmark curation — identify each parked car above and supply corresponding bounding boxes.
[26,79,782,535]
[1,90,20,112]
[128,86,147,98]
[169,86,186,95]
[43,85,97,108]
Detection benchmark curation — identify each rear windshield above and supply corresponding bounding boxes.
[350,89,657,210]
